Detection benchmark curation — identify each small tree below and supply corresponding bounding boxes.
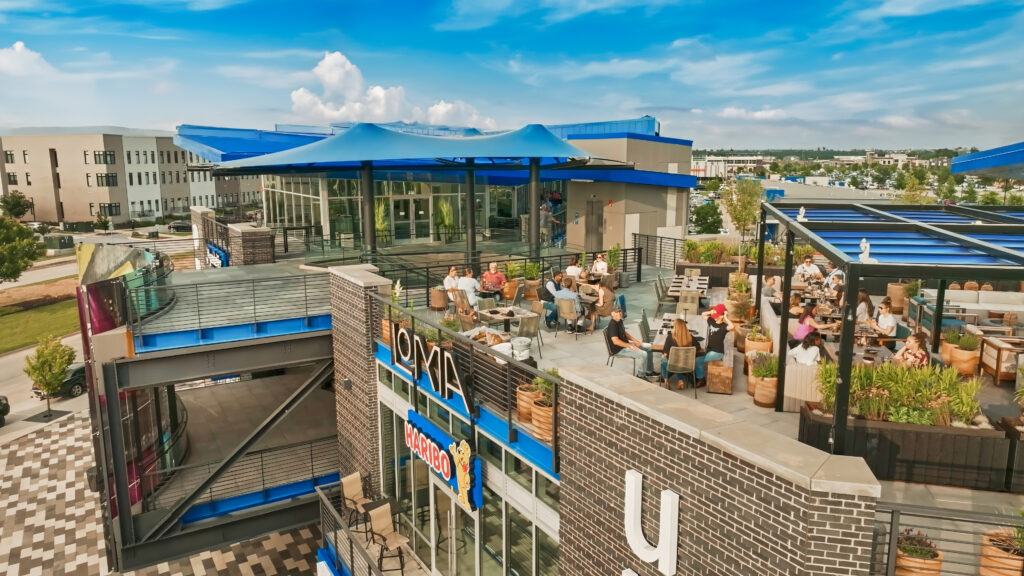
[937,178,957,202]
[726,179,762,243]
[960,181,978,203]
[0,190,33,219]
[704,178,721,193]
[0,216,42,283]
[692,202,723,234]
[980,190,1002,206]
[899,176,930,204]
[24,335,77,418]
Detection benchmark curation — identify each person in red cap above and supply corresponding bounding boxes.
[695,303,735,384]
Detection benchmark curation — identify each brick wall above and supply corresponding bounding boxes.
[330,265,391,498]
[558,366,879,576]
[228,223,275,266]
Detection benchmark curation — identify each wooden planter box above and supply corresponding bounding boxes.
[799,404,1011,491]
[996,417,1024,493]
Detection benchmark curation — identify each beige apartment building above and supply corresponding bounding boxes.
[0,127,261,225]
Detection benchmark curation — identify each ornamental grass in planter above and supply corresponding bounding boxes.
[522,262,542,300]
[940,329,959,366]
[980,510,1024,576]
[896,529,942,576]
[745,325,772,354]
[750,353,779,408]
[951,333,981,377]
[531,368,560,443]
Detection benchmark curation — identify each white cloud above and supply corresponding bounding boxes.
[0,41,57,76]
[436,0,679,30]
[718,106,787,120]
[152,80,177,95]
[673,52,766,86]
[289,51,496,129]
[879,114,927,128]
[730,81,812,97]
[217,64,315,89]
[243,48,325,60]
[857,0,998,19]
[927,57,996,73]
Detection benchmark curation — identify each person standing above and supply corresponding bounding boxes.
[605,308,654,378]
[695,304,734,384]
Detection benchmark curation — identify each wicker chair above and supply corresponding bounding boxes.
[665,346,697,396]
[963,280,980,291]
[555,298,580,340]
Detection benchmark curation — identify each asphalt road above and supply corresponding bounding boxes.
[0,261,78,291]
[0,333,87,445]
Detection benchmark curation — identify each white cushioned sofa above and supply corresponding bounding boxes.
[920,289,1024,324]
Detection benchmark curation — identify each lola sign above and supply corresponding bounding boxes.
[389,321,472,415]
[622,470,679,576]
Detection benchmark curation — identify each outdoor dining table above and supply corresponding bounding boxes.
[667,275,709,298]
[822,341,894,366]
[652,313,705,351]
[477,306,537,333]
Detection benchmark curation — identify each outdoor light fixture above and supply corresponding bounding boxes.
[342,378,353,390]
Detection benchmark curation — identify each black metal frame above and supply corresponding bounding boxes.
[757,201,1024,455]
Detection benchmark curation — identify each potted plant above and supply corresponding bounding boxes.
[374,199,391,246]
[728,276,751,300]
[517,377,541,424]
[438,317,460,349]
[381,280,408,346]
[504,261,523,281]
[748,353,779,406]
[434,199,456,243]
[607,243,624,288]
[522,262,541,300]
[726,291,751,323]
[977,510,1024,576]
[430,285,449,311]
[531,368,559,442]
[950,333,980,377]
[940,329,959,365]
[745,325,773,354]
[895,529,942,575]
[902,280,921,320]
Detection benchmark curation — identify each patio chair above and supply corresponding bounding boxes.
[555,298,580,340]
[655,282,675,315]
[478,297,497,311]
[368,502,409,574]
[665,346,697,398]
[640,309,653,343]
[458,311,477,332]
[603,325,637,374]
[453,290,473,315]
[676,289,700,320]
[684,268,701,278]
[341,472,373,540]
[510,283,524,306]
[515,315,543,358]
[963,280,979,291]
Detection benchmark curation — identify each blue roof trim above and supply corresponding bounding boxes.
[319,167,696,189]
[566,132,693,147]
[951,141,1024,176]
[175,124,326,162]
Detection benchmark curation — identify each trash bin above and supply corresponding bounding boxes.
[511,337,532,360]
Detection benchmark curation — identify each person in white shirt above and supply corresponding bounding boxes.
[868,302,898,349]
[855,289,874,323]
[564,255,583,278]
[787,334,821,365]
[443,266,460,301]
[795,256,822,279]
[456,267,481,307]
[591,253,609,276]
[824,262,845,286]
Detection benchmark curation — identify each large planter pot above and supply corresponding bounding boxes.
[501,279,520,302]
[429,287,449,311]
[531,400,554,442]
[517,385,540,423]
[753,377,778,408]
[735,326,749,353]
[799,404,1011,491]
[895,549,942,576]
[950,346,980,376]
[746,337,773,355]
[940,340,955,366]
[746,373,759,396]
[887,282,908,314]
[523,279,541,301]
[980,530,1024,576]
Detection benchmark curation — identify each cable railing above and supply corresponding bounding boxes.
[127,273,331,336]
[368,248,643,311]
[871,501,1024,575]
[141,436,337,513]
[373,294,562,473]
[317,483,385,576]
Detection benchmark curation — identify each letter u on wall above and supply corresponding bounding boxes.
[623,470,679,576]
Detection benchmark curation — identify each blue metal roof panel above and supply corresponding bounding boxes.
[175,124,326,162]
[951,141,1024,178]
[884,210,974,223]
[777,209,883,222]
[565,132,693,147]
[816,230,1014,265]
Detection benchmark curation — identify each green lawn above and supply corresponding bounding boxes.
[0,300,80,354]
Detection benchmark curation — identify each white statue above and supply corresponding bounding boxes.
[858,238,878,263]
[796,207,808,222]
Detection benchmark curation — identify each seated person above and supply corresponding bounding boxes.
[787,333,821,366]
[789,310,838,349]
[695,304,734,385]
[480,262,507,295]
[553,277,585,333]
[660,317,702,388]
[541,271,563,327]
[788,293,805,317]
[855,290,874,323]
[591,253,609,276]
[762,276,779,299]
[875,296,892,320]
[588,277,616,333]
[824,262,845,286]
[795,255,823,280]
[564,255,583,278]
[892,332,930,367]
[443,266,460,301]
[605,308,654,378]
[867,302,897,337]
[829,275,846,308]
[456,267,481,308]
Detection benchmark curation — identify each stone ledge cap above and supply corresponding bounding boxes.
[329,264,390,288]
[701,421,830,491]
[811,455,881,498]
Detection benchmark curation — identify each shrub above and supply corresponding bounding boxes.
[904,280,920,298]
[684,240,701,263]
[533,368,560,406]
[816,362,838,413]
[942,329,960,346]
[897,529,939,560]
[750,353,779,378]
[889,406,934,425]
[504,261,522,278]
[947,377,981,424]
[956,334,980,351]
[523,262,541,281]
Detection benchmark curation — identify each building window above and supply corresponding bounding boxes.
[176,171,181,184]
[126,151,131,164]
[25,173,31,186]
[6,173,17,185]
[89,203,95,216]
[55,173,61,189]
[150,151,155,164]
[145,172,150,185]
[86,174,93,187]
[129,173,134,186]
[94,151,116,165]
[173,150,179,163]
[135,151,140,164]
[137,172,142,184]
[3,150,13,164]
[96,173,118,187]
[22,150,28,163]
[99,203,121,216]
[152,171,156,184]
[161,172,166,184]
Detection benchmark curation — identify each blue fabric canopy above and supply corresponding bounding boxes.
[175,125,326,162]
[214,123,593,173]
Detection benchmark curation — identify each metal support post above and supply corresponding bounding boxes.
[528,158,540,259]
[465,160,477,272]
[774,230,794,412]
[833,264,860,455]
[360,161,375,255]
[932,279,947,354]
[102,365,136,549]
[754,208,767,305]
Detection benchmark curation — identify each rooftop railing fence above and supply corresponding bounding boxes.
[372,293,562,474]
[633,232,687,270]
[317,483,386,576]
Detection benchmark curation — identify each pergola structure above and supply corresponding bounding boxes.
[754,202,1024,454]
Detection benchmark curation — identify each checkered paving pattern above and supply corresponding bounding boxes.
[0,412,322,575]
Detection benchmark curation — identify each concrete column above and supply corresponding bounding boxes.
[228,223,275,265]
[465,160,476,269]
[319,177,330,243]
[361,161,376,254]
[528,158,540,257]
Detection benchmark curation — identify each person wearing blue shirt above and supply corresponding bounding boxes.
[553,277,584,333]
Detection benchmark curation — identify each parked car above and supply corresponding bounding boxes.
[167,220,191,232]
[0,395,9,426]
[24,221,44,230]
[33,363,86,400]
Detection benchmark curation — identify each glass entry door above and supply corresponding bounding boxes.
[392,197,432,242]
[431,475,477,576]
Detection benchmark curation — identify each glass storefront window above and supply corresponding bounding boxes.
[480,486,503,575]
[395,375,410,402]
[380,405,396,503]
[477,433,503,470]
[378,363,393,386]
[451,416,472,446]
[505,452,533,492]
[507,504,533,576]
[536,528,559,576]
[536,473,560,513]
[428,399,451,432]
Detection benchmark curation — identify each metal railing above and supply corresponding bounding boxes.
[318,483,385,576]
[374,294,562,473]
[633,233,686,269]
[368,248,643,311]
[141,436,337,512]
[872,501,1024,575]
[127,273,331,336]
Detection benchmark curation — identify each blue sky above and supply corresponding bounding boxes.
[0,0,1022,149]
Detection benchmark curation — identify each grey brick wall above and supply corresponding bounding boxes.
[228,224,275,266]
[558,366,878,576]
[330,265,391,498]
